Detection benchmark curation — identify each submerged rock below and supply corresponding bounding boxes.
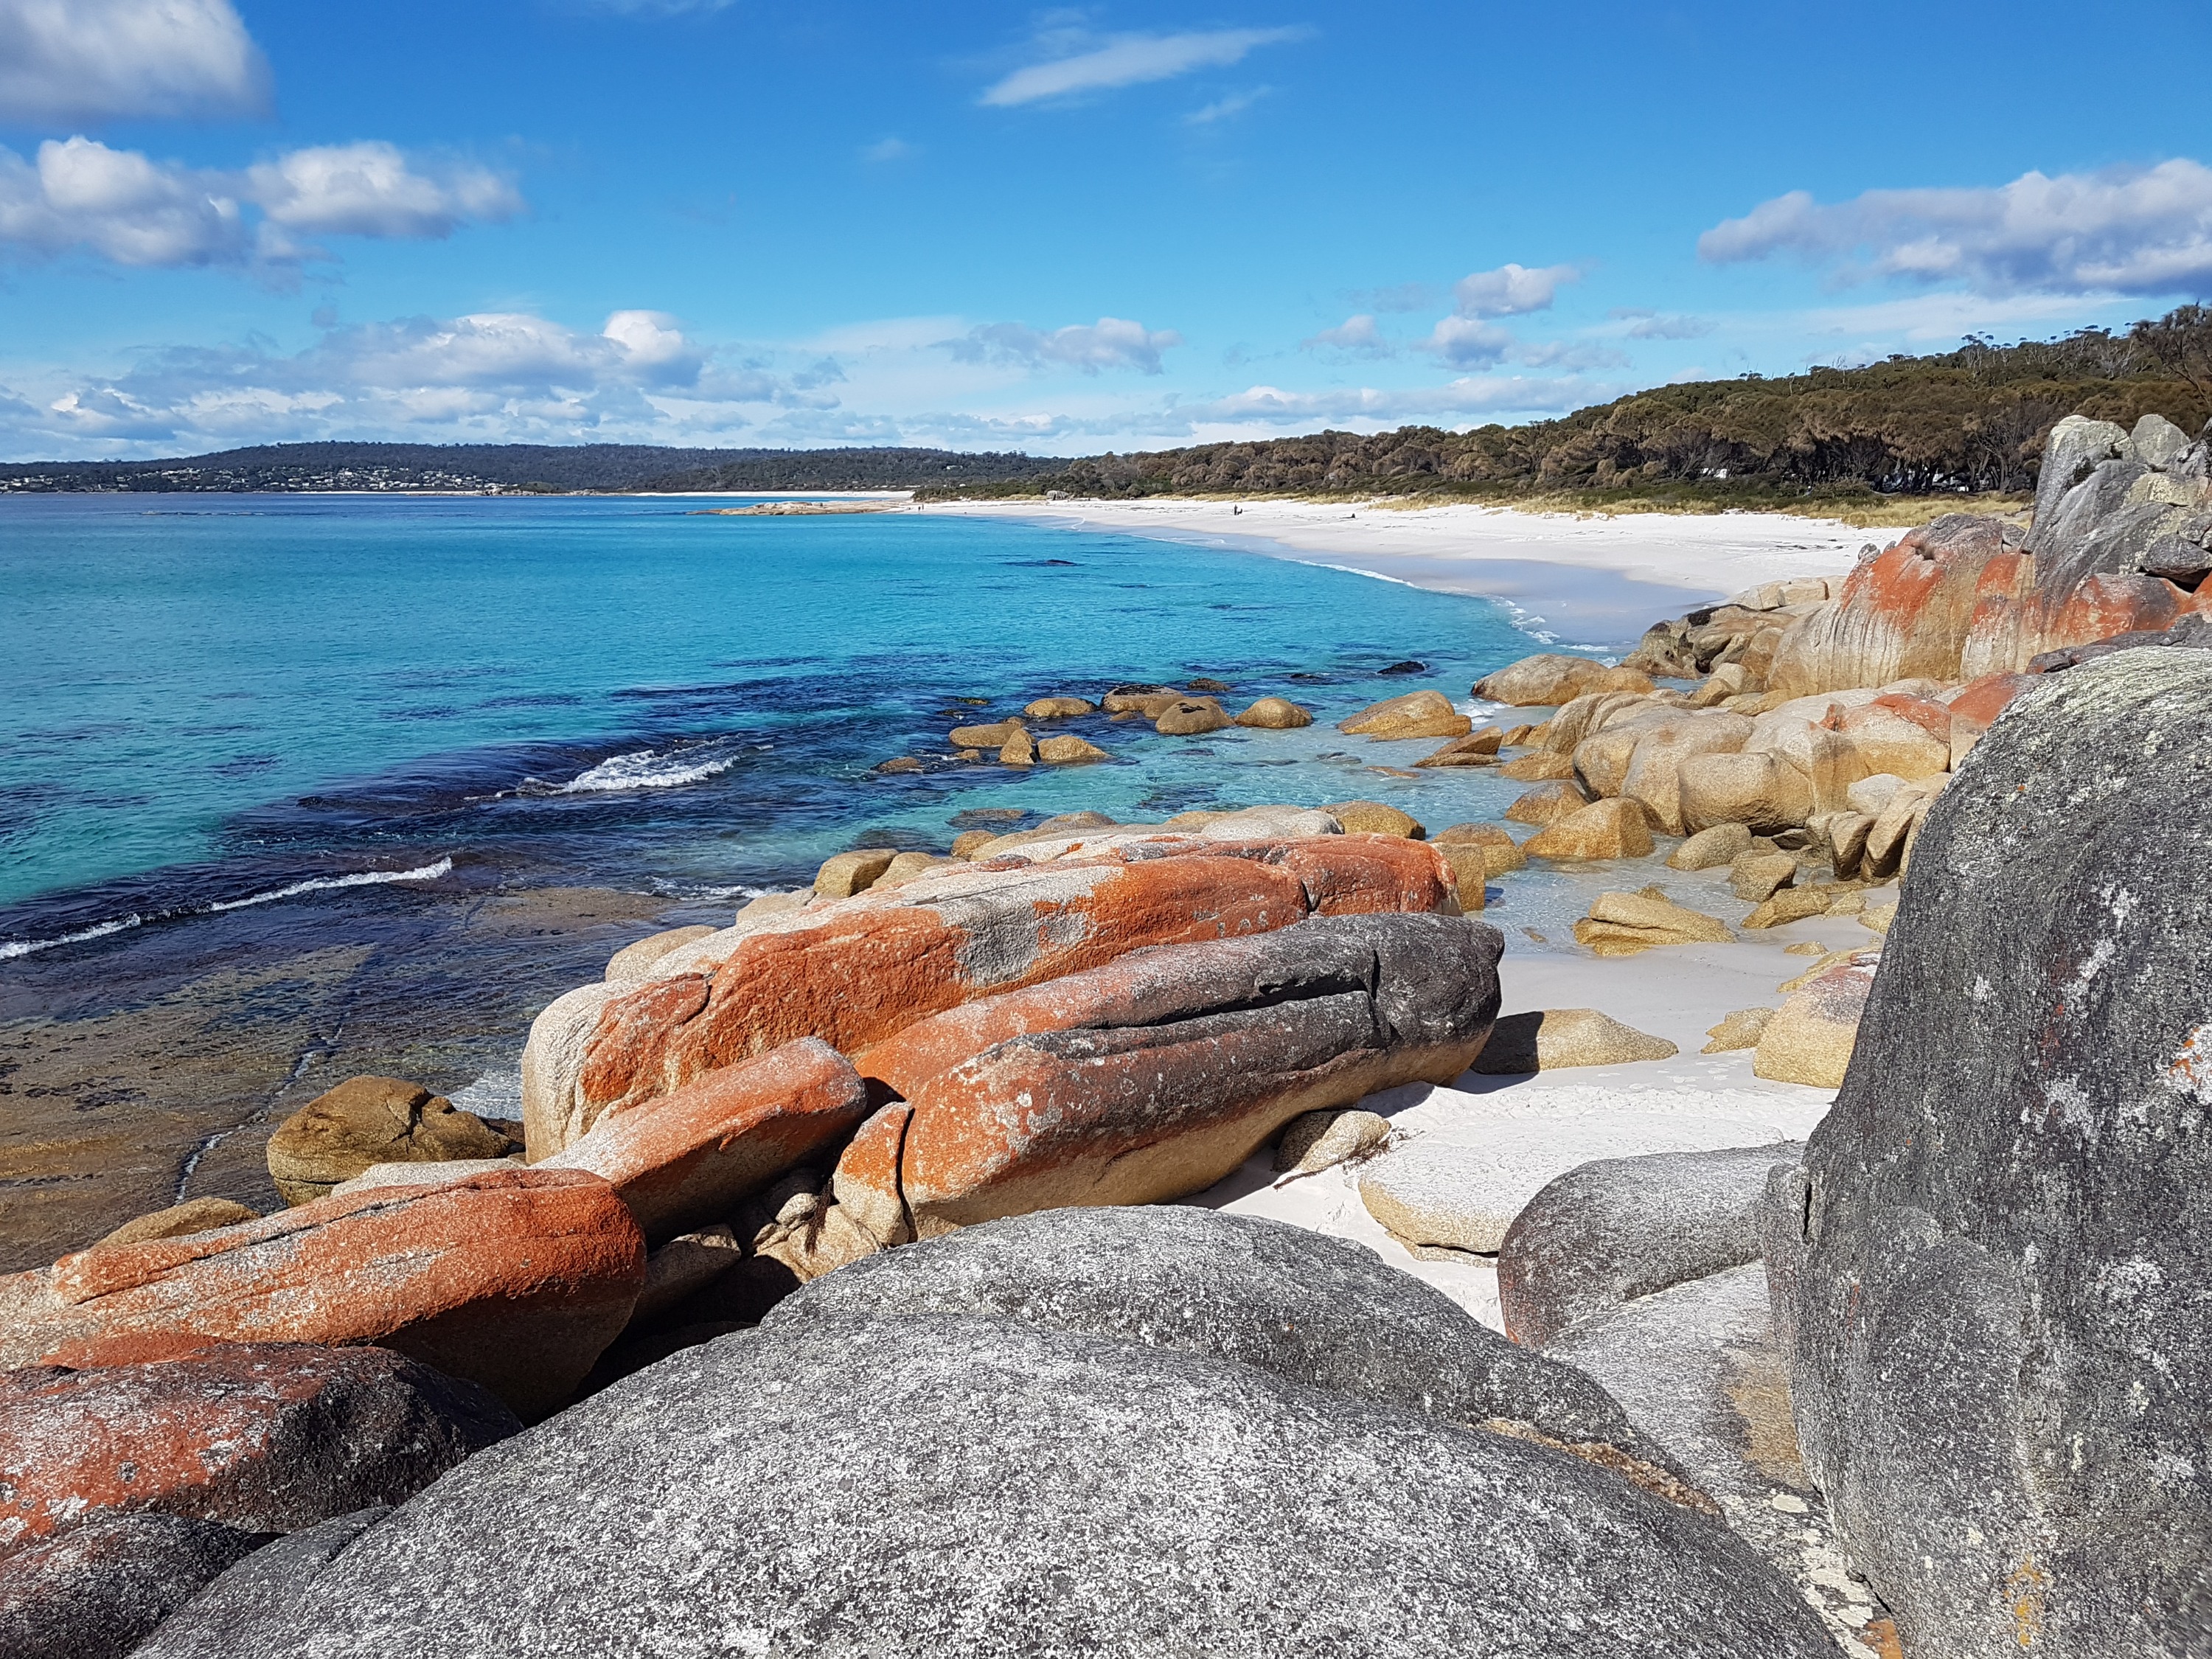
[265,1078,518,1207]
[1336,688,1470,740]
[1232,695,1313,728]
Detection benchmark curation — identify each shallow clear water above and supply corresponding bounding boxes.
[0,494,1621,956]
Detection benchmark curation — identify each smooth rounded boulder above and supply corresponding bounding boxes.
[168,1315,1842,1658]
[1765,650,2212,1658]
[856,912,1503,1235]
[0,1170,645,1422]
[521,837,1455,1157]
[1498,1144,1805,1347]
[768,1205,1694,1498]
[540,1039,869,1244]
[0,1344,515,1548]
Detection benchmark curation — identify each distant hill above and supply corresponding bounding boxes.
[919,306,2212,507]
[7,307,2205,504]
[0,442,1047,495]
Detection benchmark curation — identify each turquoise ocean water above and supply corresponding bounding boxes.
[1,495,1618,947]
[0,492,1666,1151]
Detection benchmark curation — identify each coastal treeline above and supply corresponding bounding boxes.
[0,442,1044,495]
[924,305,2212,504]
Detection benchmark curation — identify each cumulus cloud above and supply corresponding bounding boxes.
[1302,314,1391,358]
[1426,316,1514,367]
[1453,262,1580,318]
[0,0,268,123]
[982,27,1307,108]
[24,308,830,449]
[1699,159,2212,298]
[1611,308,1715,341]
[947,316,1183,375]
[248,143,523,240]
[0,137,521,271]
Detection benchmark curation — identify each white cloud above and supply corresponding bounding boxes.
[248,144,522,240]
[860,137,913,164]
[947,316,1183,375]
[981,27,1308,108]
[1426,316,1513,366]
[1699,159,2212,298]
[1610,308,1714,341]
[21,307,816,448]
[1453,262,1581,319]
[0,0,267,123]
[1186,87,1269,125]
[1302,314,1391,358]
[0,137,521,271]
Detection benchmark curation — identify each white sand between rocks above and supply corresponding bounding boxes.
[933,496,1898,644]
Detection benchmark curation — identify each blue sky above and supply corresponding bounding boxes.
[1,0,2208,460]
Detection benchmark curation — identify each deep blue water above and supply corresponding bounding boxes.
[0,493,1594,960]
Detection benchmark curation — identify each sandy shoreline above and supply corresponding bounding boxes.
[933,497,1899,646]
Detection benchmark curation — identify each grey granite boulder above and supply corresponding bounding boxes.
[1767,647,2212,1657]
[2131,411,2195,470]
[133,1508,388,1659]
[1496,1143,1804,1348]
[173,1314,1840,1657]
[0,1514,268,1659]
[768,1204,1691,1497]
[2031,413,2132,528]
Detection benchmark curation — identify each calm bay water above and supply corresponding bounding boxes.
[1,493,1596,950]
[0,494,1649,1254]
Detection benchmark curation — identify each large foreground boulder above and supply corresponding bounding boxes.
[857,912,1503,1234]
[0,1344,514,1549]
[521,835,1456,1157]
[1766,649,2212,1656]
[0,1171,644,1421]
[768,1206,1694,1500]
[167,1315,1840,1657]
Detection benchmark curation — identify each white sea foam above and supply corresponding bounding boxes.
[558,749,736,793]
[0,913,144,961]
[206,858,454,913]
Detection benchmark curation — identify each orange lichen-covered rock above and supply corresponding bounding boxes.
[0,1343,516,1548]
[1944,672,2036,765]
[864,913,1503,1237]
[0,1171,644,1421]
[543,1039,869,1245]
[1769,518,2032,695]
[524,837,1456,1157]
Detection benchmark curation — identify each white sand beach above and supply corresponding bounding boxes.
[934,496,1900,644]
